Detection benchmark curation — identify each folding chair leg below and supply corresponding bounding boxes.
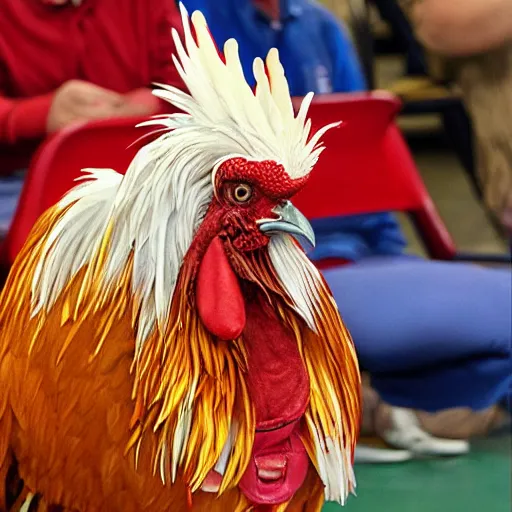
[441,103,481,199]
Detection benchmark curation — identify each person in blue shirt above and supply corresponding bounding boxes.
[185,0,366,93]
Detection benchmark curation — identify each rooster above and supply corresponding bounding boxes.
[0,6,361,512]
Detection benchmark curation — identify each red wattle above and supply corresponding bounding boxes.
[196,236,246,340]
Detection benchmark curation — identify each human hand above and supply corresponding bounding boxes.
[117,88,162,117]
[46,80,125,133]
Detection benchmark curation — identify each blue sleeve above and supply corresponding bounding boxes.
[323,15,367,93]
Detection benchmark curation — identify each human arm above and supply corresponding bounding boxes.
[0,86,54,144]
[117,0,186,118]
[0,76,131,144]
[400,0,512,57]
[0,39,54,144]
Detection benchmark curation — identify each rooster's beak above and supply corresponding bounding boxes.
[258,200,316,251]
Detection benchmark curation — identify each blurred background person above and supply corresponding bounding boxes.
[180,0,366,94]
[0,0,185,233]
[0,0,185,174]
[399,0,512,237]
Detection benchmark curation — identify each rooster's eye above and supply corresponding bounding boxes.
[232,183,253,204]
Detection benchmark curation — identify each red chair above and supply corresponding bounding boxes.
[293,92,508,265]
[0,116,153,267]
[292,91,457,263]
[0,92,505,272]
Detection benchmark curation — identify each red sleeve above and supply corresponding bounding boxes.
[0,92,54,145]
[149,0,186,92]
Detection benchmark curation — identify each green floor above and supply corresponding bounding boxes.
[323,435,511,512]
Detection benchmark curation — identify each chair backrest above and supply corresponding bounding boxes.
[2,116,153,264]
[291,92,456,259]
[3,92,456,265]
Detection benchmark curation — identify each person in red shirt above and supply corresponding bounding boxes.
[0,0,184,175]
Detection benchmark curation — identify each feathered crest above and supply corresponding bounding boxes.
[145,3,339,181]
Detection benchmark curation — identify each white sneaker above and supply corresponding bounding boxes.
[382,407,470,456]
[355,444,413,463]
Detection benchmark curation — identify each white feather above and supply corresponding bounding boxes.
[214,421,237,476]
[268,235,321,331]
[307,416,355,506]
[19,494,35,512]
[171,385,196,482]
[31,169,122,317]
[160,441,168,485]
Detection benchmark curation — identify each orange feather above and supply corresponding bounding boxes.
[0,206,339,511]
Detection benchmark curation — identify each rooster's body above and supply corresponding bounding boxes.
[0,6,361,511]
